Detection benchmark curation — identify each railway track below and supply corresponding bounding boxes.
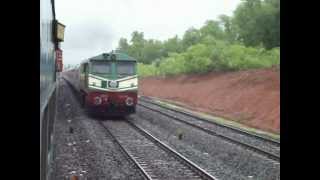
[100,119,218,180]
[62,77,279,179]
[138,96,280,162]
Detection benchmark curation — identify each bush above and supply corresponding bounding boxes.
[183,44,212,73]
[137,43,280,77]
[137,63,158,77]
[210,44,280,71]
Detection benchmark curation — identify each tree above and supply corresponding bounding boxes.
[129,31,146,63]
[219,15,237,43]
[200,20,225,40]
[118,38,129,53]
[162,35,183,57]
[130,31,144,45]
[116,0,280,67]
[232,0,279,49]
[182,27,201,50]
[142,39,163,64]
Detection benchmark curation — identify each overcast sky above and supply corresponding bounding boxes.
[55,0,241,65]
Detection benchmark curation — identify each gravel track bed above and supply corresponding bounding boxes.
[132,106,280,180]
[52,78,144,179]
[103,120,205,180]
[139,99,280,158]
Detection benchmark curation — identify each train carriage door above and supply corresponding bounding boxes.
[84,63,89,88]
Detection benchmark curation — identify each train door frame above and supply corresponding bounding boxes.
[40,88,57,180]
[83,63,89,88]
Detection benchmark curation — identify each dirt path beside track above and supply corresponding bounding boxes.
[139,68,280,134]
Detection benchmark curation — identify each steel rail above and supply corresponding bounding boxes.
[99,121,153,180]
[125,119,218,180]
[138,99,280,162]
[139,96,280,145]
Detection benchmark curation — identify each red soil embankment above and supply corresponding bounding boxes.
[139,68,280,134]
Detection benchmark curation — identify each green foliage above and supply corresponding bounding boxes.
[142,39,163,64]
[162,35,183,56]
[233,0,280,49]
[182,27,201,50]
[137,63,158,77]
[183,44,212,73]
[210,43,280,71]
[128,31,145,63]
[200,20,225,40]
[118,38,129,52]
[121,0,280,77]
[138,44,279,77]
[218,15,237,43]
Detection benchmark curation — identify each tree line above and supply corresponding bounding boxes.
[117,0,279,76]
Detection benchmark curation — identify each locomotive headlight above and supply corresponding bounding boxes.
[94,96,102,105]
[125,97,134,106]
[89,77,101,87]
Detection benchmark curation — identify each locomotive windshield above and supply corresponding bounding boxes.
[91,61,111,74]
[117,61,135,76]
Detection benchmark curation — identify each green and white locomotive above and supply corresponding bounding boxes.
[77,51,138,115]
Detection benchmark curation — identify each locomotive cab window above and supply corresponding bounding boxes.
[91,61,111,74]
[116,61,136,77]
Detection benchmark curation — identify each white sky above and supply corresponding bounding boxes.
[55,0,241,65]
